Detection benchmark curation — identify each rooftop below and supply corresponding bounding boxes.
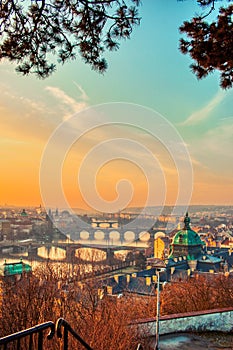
[0,259,32,277]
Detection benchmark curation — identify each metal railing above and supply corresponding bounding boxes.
[0,321,55,350]
[56,318,93,350]
[0,318,94,350]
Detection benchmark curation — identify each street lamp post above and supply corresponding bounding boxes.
[155,268,165,350]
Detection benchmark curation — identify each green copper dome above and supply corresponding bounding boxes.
[21,209,27,216]
[169,213,205,260]
[172,212,204,246]
[172,229,203,246]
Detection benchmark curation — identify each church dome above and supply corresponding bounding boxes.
[21,209,27,216]
[169,213,205,260]
[171,212,203,246]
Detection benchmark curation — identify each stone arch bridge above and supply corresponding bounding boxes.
[67,227,154,243]
[18,241,146,263]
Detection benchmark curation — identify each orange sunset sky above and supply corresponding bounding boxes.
[1,1,233,210]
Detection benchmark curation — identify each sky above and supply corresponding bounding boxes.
[0,0,233,211]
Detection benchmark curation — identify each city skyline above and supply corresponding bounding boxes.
[1,0,233,209]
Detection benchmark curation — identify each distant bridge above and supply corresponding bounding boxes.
[71,227,150,242]
[0,226,169,263]
[0,240,147,263]
[52,226,169,242]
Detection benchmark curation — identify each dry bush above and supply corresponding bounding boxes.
[0,263,145,349]
[160,274,233,315]
[4,263,232,348]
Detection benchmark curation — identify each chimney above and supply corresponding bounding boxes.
[170,267,175,275]
[114,275,119,283]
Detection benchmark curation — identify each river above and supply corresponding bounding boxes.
[0,242,138,275]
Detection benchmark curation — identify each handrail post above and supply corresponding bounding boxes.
[63,326,68,350]
[56,318,94,350]
[17,337,20,350]
[155,270,160,350]
[154,267,165,350]
[38,331,43,350]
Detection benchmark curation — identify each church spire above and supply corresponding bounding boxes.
[183,212,191,230]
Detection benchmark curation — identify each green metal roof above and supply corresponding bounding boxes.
[0,260,32,277]
[171,212,205,246]
[172,229,204,246]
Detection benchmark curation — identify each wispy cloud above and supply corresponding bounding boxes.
[181,90,227,126]
[190,156,208,169]
[0,82,45,114]
[188,118,233,181]
[220,116,233,122]
[73,81,89,101]
[45,85,88,120]
[203,121,233,156]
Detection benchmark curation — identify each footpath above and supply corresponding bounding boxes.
[150,333,233,350]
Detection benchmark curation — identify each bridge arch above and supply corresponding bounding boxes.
[109,230,120,243]
[37,246,66,260]
[154,231,166,240]
[124,231,135,242]
[94,230,105,240]
[80,230,89,240]
[75,247,106,261]
[139,231,150,242]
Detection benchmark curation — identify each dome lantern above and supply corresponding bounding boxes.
[184,212,191,230]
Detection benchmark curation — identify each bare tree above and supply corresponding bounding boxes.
[0,263,147,349]
[160,274,233,315]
